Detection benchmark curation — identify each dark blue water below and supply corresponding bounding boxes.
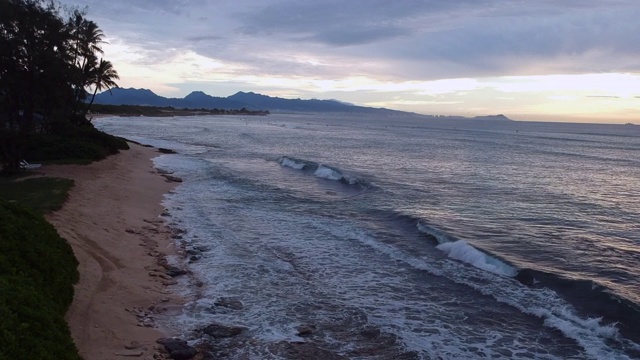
[97,114,640,359]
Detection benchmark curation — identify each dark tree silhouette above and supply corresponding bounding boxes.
[85,58,119,115]
[0,0,118,173]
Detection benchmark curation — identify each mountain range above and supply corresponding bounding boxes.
[94,88,513,121]
[94,88,411,115]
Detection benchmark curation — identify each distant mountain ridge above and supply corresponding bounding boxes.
[94,88,515,121]
[94,88,411,115]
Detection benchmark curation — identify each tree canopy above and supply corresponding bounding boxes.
[0,0,120,173]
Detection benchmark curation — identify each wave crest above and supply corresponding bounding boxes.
[279,156,366,187]
[418,223,516,277]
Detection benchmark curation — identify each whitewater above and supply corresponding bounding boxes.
[96,113,640,359]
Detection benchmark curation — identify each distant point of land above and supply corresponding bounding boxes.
[472,114,513,121]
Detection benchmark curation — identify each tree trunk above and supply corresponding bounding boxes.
[83,87,98,117]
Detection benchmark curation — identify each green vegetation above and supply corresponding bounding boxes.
[0,177,73,214]
[0,200,80,360]
[1,0,121,173]
[0,1,124,358]
[91,103,270,117]
[24,121,129,165]
[0,161,79,359]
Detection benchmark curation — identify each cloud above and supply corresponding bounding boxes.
[186,35,224,42]
[61,0,640,81]
[236,0,481,45]
[56,0,640,122]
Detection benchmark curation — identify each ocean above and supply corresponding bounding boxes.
[96,113,640,359]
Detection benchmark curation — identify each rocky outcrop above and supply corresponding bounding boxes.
[295,324,315,337]
[156,338,198,360]
[201,323,246,338]
[158,148,178,154]
[161,174,183,183]
[213,297,244,310]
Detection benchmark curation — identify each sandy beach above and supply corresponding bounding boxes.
[42,143,181,359]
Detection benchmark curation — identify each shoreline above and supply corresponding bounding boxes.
[41,143,183,359]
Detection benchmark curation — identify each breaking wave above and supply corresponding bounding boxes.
[417,223,517,277]
[279,156,366,187]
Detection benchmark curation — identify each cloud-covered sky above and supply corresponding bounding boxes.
[60,0,640,122]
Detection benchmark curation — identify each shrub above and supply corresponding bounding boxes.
[0,201,80,360]
[24,124,129,163]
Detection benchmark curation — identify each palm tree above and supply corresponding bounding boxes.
[84,58,119,116]
[79,21,104,60]
[69,12,104,67]
[68,13,106,110]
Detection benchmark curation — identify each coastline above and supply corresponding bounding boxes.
[41,143,182,359]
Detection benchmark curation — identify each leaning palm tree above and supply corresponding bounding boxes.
[84,58,119,116]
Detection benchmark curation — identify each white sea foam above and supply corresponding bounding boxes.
[314,164,343,181]
[279,156,306,170]
[437,240,517,276]
[418,223,516,277]
[341,174,358,185]
[436,259,634,360]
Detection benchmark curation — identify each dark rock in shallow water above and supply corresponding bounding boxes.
[201,323,246,338]
[162,174,183,182]
[156,338,197,359]
[515,269,535,286]
[214,297,244,310]
[165,266,189,277]
[158,147,178,154]
[360,326,381,339]
[186,249,200,256]
[295,324,315,336]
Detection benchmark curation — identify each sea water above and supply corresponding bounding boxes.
[96,114,640,359]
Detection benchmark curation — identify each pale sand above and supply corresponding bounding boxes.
[41,143,181,359]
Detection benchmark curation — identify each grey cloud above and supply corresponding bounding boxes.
[88,0,201,16]
[237,0,484,46]
[334,2,640,79]
[186,35,224,42]
[305,26,410,46]
[60,0,640,82]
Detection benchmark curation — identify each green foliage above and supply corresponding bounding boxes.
[0,177,73,214]
[0,200,80,360]
[24,121,129,165]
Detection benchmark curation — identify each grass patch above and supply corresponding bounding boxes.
[0,177,74,214]
[0,200,80,360]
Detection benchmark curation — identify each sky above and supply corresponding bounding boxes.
[58,0,640,123]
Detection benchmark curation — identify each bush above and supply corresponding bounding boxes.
[25,123,129,163]
[0,201,80,360]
